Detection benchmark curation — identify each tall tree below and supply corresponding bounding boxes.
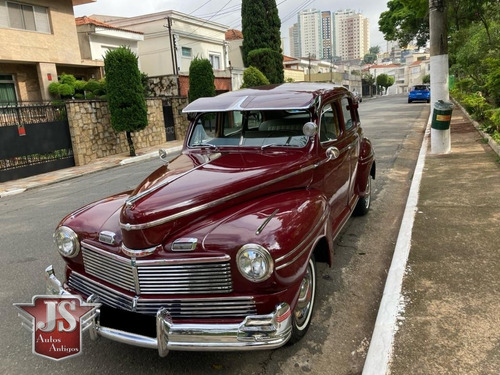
[104,47,148,157]
[378,0,429,47]
[241,0,282,72]
[247,48,284,84]
[377,73,395,94]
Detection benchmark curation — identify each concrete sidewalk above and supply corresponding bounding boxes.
[0,140,183,197]
[365,103,500,374]
[388,104,500,374]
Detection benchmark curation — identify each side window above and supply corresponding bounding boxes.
[341,97,354,131]
[222,111,243,136]
[320,103,340,142]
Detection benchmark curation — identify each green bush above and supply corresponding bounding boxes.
[48,82,61,96]
[58,83,75,98]
[462,93,491,121]
[241,66,270,88]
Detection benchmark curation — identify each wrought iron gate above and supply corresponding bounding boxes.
[162,104,176,141]
[0,101,74,183]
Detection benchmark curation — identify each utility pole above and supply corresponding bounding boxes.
[308,53,311,82]
[429,0,450,154]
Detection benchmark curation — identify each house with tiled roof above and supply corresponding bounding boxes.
[75,16,144,63]
[0,0,102,102]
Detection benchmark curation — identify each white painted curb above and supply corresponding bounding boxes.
[0,188,26,198]
[362,118,431,375]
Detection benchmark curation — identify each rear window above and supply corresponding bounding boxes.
[412,85,428,91]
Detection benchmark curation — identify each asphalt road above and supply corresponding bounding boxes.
[0,94,430,375]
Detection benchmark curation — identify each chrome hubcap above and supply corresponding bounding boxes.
[364,178,371,209]
[293,259,315,330]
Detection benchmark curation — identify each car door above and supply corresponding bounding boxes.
[340,96,361,208]
[317,100,351,231]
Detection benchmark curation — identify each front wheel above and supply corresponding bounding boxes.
[288,256,316,344]
[353,176,372,216]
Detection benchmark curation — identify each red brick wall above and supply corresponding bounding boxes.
[178,75,232,98]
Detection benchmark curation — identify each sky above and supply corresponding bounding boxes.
[74,0,390,54]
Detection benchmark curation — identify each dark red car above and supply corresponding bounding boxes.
[47,83,375,356]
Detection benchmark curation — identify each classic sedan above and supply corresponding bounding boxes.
[46,83,375,357]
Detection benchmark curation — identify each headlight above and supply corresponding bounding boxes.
[237,244,273,282]
[53,226,80,258]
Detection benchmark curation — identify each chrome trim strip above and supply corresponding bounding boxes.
[81,241,231,266]
[125,161,211,207]
[255,209,279,235]
[121,164,317,231]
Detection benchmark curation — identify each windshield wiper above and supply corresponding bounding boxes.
[261,143,295,149]
[192,142,219,151]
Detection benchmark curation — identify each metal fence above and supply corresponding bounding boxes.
[0,101,74,182]
[0,101,67,127]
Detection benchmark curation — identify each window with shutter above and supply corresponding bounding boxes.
[3,2,50,33]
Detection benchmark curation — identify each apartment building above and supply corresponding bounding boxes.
[288,23,300,58]
[321,11,332,60]
[333,9,370,61]
[298,9,322,59]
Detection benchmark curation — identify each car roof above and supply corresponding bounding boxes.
[182,82,348,113]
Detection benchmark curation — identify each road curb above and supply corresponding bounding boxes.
[362,116,431,375]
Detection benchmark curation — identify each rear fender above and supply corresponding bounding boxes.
[355,137,375,196]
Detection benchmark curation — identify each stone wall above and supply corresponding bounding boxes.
[66,98,166,166]
[146,75,190,141]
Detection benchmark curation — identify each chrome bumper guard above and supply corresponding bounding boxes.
[45,265,293,357]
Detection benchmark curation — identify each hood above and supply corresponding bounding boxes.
[120,150,313,250]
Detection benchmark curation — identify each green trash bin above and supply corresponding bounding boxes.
[431,100,454,130]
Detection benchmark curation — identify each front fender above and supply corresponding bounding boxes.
[202,189,330,288]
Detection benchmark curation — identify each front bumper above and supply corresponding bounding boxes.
[45,265,293,357]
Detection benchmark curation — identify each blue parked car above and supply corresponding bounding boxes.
[408,85,430,103]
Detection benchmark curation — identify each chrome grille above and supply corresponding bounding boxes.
[68,272,256,318]
[138,263,232,294]
[82,246,136,292]
[81,244,233,294]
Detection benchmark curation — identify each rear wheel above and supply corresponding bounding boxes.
[288,256,316,344]
[353,176,372,216]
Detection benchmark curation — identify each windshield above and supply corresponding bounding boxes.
[188,110,311,149]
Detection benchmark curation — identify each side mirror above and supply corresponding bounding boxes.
[303,122,318,137]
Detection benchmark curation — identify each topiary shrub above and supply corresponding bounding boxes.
[104,46,148,156]
[241,66,270,88]
[188,57,215,102]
